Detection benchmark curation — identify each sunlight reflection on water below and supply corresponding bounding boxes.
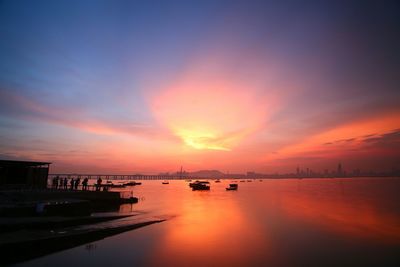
[18,178,400,267]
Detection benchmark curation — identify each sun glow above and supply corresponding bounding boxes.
[152,70,266,151]
[177,129,231,151]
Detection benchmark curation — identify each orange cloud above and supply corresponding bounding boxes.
[273,111,400,159]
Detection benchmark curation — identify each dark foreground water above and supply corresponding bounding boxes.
[17,178,400,267]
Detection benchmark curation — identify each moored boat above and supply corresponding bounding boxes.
[226,184,238,191]
[190,181,210,190]
[104,181,126,188]
[189,180,201,188]
[123,181,142,186]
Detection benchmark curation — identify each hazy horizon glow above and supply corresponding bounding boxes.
[0,0,399,174]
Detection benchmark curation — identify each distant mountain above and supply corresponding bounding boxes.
[189,170,225,178]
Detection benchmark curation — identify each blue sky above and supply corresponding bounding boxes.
[0,0,399,173]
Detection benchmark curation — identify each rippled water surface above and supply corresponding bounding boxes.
[18,178,400,267]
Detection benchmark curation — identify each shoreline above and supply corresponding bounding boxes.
[0,189,150,265]
[0,218,165,265]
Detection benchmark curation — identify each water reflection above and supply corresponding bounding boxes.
[278,181,400,243]
[148,191,272,267]
[232,178,400,245]
[135,178,400,266]
[18,178,400,267]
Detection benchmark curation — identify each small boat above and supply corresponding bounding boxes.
[189,180,201,187]
[113,184,126,188]
[214,179,221,183]
[123,181,142,186]
[102,182,126,188]
[247,180,252,182]
[191,181,210,190]
[240,180,245,182]
[192,183,210,191]
[162,181,169,184]
[226,184,238,191]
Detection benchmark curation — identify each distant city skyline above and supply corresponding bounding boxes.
[48,162,400,178]
[0,1,399,174]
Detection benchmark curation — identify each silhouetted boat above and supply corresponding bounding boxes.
[215,179,221,183]
[189,180,201,187]
[240,180,245,182]
[162,181,169,184]
[104,181,126,188]
[226,184,238,191]
[191,181,210,190]
[123,181,142,186]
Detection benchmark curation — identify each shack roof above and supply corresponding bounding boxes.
[0,160,51,167]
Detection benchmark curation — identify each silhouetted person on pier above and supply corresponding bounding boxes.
[55,176,60,189]
[52,177,56,189]
[82,178,88,190]
[63,177,68,189]
[52,176,59,189]
[75,178,81,190]
[96,177,102,191]
[70,178,75,190]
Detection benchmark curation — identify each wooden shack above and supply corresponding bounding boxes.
[0,160,50,189]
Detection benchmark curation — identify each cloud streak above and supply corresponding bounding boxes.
[0,88,164,139]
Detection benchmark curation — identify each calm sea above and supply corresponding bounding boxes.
[17,178,400,267]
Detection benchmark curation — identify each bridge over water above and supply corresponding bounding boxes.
[48,174,216,180]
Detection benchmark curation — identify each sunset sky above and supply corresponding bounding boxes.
[0,0,399,174]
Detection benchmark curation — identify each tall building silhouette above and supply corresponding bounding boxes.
[337,163,342,176]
